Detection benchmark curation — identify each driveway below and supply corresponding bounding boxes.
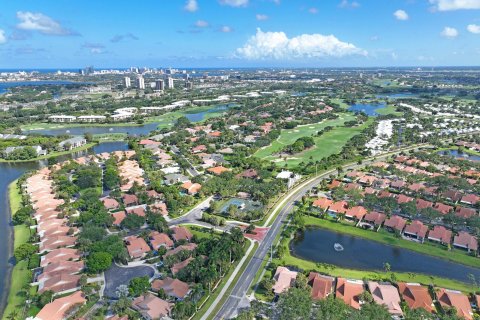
[103,263,156,299]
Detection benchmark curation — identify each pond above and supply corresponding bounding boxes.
[376,92,418,99]
[291,228,480,283]
[0,141,128,315]
[26,103,236,137]
[348,103,386,116]
[438,149,480,162]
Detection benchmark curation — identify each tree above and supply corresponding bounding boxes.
[120,214,145,230]
[86,252,112,273]
[349,301,391,320]
[129,276,150,297]
[313,296,351,320]
[37,290,54,307]
[275,287,312,320]
[404,307,435,320]
[14,243,37,262]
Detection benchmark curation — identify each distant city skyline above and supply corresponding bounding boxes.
[1,0,480,68]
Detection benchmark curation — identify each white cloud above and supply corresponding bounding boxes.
[219,0,249,7]
[339,0,360,9]
[184,0,199,12]
[236,28,367,60]
[429,0,480,11]
[256,14,269,21]
[82,43,106,54]
[220,26,233,33]
[195,20,209,28]
[441,26,459,38]
[16,11,76,35]
[467,23,480,33]
[309,7,319,14]
[0,30,6,44]
[394,9,409,20]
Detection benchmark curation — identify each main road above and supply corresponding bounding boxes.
[213,145,429,319]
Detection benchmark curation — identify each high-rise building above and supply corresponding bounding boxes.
[185,81,193,90]
[155,79,164,91]
[124,77,131,88]
[166,77,174,89]
[136,76,145,89]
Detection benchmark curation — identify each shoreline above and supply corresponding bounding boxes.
[0,142,98,163]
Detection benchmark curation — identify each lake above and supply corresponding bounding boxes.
[0,141,127,316]
[438,149,480,162]
[26,103,235,136]
[348,103,386,116]
[376,92,418,99]
[291,228,480,283]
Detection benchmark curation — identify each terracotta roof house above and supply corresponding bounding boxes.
[437,288,473,320]
[191,145,207,153]
[344,182,362,192]
[363,211,386,228]
[408,183,425,193]
[460,194,479,206]
[328,201,348,215]
[345,206,367,221]
[164,243,197,258]
[403,220,428,242]
[34,291,86,320]
[126,205,146,217]
[327,180,342,189]
[453,232,478,253]
[151,277,190,300]
[122,194,138,206]
[398,282,434,313]
[312,197,333,211]
[40,248,80,267]
[111,211,126,226]
[39,261,84,282]
[207,166,231,175]
[434,203,454,215]
[394,156,409,163]
[363,187,376,195]
[336,278,365,310]
[125,236,151,259]
[171,226,193,242]
[39,236,77,253]
[390,180,406,190]
[416,199,433,211]
[171,257,193,275]
[102,197,120,210]
[428,226,452,245]
[38,273,81,294]
[150,202,169,216]
[455,207,476,219]
[181,181,202,195]
[236,169,259,179]
[358,175,376,186]
[132,293,173,320]
[147,189,161,199]
[368,281,403,317]
[378,190,394,198]
[149,231,174,250]
[308,272,335,300]
[272,266,298,295]
[384,215,407,233]
[397,194,414,204]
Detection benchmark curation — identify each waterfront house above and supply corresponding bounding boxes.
[437,288,473,320]
[328,201,348,218]
[397,282,434,313]
[48,115,77,123]
[312,197,333,212]
[336,278,364,310]
[272,266,298,295]
[77,115,106,123]
[34,291,86,320]
[453,232,478,253]
[403,220,428,243]
[384,215,407,233]
[4,145,47,157]
[59,137,87,151]
[427,226,452,245]
[345,206,367,222]
[367,281,403,317]
[361,211,386,230]
[308,272,335,300]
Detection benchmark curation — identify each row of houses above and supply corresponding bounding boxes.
[273,266,479,319]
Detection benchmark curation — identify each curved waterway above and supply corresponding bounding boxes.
[291,227,480,283]
[0,141,127,316]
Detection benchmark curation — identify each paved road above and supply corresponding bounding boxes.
[213,146,427,319]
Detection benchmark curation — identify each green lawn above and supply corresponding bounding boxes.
[302,216,479,268]
[375,104,402,116]
[255,116,373,168]
[3,181,35,320]
[330,98,350,109]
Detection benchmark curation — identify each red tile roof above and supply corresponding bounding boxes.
[171,226,193,242]
[35,291,86,320]
[363,211,386,226]
[384,215,407,232]
[398,283,434,313]
[151,277,190,299]
[404,220,428,239]
[428,226,452,244]
[437,288,473,320]
[336,278,364,310]
[453,232,478,251]
[308,272,334,300]
[312,197,333,210]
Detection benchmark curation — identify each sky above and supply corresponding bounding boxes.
[0,0,479,68]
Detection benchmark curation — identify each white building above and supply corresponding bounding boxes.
[166,77,174,89]
[124,77,131,88]
[136,76,145,90]
[77,115,106,123]
[48,115,77,123]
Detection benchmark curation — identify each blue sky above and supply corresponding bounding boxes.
[0,0,479,68]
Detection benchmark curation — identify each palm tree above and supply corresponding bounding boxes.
[6,310,18,320]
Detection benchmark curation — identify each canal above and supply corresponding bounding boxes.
[291,228,480,283]
[0,141,127,315]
